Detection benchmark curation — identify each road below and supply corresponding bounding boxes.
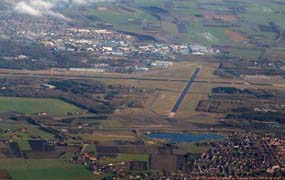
[170,67,201,113]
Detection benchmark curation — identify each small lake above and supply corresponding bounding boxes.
[146,132,224,143]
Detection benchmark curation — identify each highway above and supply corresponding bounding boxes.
[170,67,201,113]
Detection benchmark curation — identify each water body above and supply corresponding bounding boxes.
[146,132,224,143]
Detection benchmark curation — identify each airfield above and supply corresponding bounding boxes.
[0,59,283,133]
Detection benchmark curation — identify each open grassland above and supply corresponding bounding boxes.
[191,81,285,95]
[0,97,84,115]
[230,47,262,59]
[195,63,244,83]
[80,132,136,142]
[142,62,198,80]
[196,63,220,80]
[110,108,173,128]
[174,111,224,127]
[161,21,178,33]
[0,159,92,180]
[190,26,232,45]
[176,142,210,154]
[179,93,208,112]
[151,91,179,115]
[242,75,285,85]
[98,77,185,92]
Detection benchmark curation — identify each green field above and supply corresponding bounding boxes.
[0,97,84,115]
[0,159,92,180]
[176,142,210,154]
[99,153,149,164]
[80,133,136,142]
[17,140,32,151]
[0,121,54,139]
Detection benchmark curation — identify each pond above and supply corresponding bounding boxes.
[145,132,224,143]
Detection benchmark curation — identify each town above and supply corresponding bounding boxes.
[0,11,219,73]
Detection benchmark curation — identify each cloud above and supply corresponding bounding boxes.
[15,1,43,16]
[13,0,92,21]
[12,0,114,20]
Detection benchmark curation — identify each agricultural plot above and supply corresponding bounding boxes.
[99,153,148,164]
[225,30,248,43]
[0,170,11,179]
[230,47,263,59]
[80,133,136,142]
[16,140,32,151]
[0,159,92,180]
[0,97,84,115]
[264,48,285,62]
[0,120,54,140]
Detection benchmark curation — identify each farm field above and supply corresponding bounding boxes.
[99,153,148,164]
[264,48,285,62]
[0,97,84,115]
[0,120,54,140]
[0,159,92,180]
[80,132,136,142]
[230,47,263,59]
[17,140,32,151]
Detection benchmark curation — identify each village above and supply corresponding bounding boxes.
[1,115,284,180]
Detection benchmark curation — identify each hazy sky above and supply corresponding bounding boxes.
[12,0,95,20]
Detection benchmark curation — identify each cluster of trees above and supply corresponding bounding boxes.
[212,87,277,99]
[0,85,114,114]
[0,78,149,114]
[49,80,106,95]
[226,112,285,124]
[212,87,252,94]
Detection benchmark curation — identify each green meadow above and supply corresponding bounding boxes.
[0,97,84,115]
[0,159,92,180]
